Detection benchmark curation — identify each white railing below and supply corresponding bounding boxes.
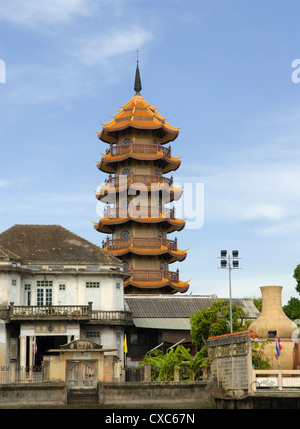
[252,370,300,391]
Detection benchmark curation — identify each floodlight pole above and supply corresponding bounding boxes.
[219,250,240,334]
[228,254,233,334]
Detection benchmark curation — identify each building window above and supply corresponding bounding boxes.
[85,330,101,346]
[36,280,53,306]
[160,262,166,270]
[11,279,17,304]
[24,284,31,306]
[86,282,100,288]
[59,284,66,290]
[115,282,121,309]
[120,230,130,239]
[85,331,100,339]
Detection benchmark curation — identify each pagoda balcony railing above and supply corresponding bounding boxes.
[126,268,180,283]
[103,236,177,251]
[105,142,172,158]
[103,206,175,219]
[104,173,174,187]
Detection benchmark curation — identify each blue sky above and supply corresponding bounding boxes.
[1,0,300,304]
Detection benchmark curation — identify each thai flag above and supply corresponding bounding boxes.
[275,333,282,359]
[32,337,38,355]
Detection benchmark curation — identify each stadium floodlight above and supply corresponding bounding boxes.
[218,250,241,333]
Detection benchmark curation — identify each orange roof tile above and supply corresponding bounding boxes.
[96,183,183,202]
[97,151,181,174]
[103,244,187,262]
[98,95,179,144]
[94,215,185,233]
[124,277,189,293]
[208,330,261,341]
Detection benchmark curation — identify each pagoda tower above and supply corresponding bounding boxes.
[94,63,189,294]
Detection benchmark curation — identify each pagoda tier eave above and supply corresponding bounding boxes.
[96,186,183,203]
[97,153,181,175]
[94,218,185,234]
[103,246,187,262]
[124,277,189,293]
[98,126,179,145]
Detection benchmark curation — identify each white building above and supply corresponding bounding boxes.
[0,224,132,368]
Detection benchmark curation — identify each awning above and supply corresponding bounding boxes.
[133,317,191,330]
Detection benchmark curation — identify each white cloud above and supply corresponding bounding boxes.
[176,158,300,235]
[0,0,95,27]
[72,28,153,66]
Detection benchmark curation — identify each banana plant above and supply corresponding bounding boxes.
[141,345,211,381]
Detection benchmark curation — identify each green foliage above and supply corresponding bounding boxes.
[190,299,249,349]
[140,345,211,381]
[282,264,300,320]
[283,297,300,320]
[252,297,262,312]
[294,264,300,294]
[251,340,271,370]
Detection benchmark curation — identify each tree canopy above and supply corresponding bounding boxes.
[190,299,250,350]
[283,264,300,320]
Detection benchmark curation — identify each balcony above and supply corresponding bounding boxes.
[103,236,178,252]
[106,142,172,158]
[89,310,133,326]
[125,268,180,283]
[4,303,133,325]
[103,205,176,219]
[104,173,174,188]
[8,303,92,321]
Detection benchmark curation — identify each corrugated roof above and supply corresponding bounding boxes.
[0,224,122,266]
[133,318,191,330]
[125,295,260,319]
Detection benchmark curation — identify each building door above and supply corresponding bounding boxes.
[66,360,97,388]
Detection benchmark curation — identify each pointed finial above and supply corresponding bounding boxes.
[134,50,142,95]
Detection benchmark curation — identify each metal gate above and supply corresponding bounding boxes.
[66,360,97,388]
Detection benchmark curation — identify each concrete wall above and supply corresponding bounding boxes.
[0,381,214,408]
[0,383,67,407]
[98,381,214,409]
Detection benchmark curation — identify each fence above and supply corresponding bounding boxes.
[125,366,144,382]
[0,365,42,384]
[251,370,300,392]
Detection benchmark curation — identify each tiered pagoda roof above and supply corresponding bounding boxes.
[98,94,179,144]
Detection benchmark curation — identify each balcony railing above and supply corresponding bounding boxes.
[103,236,177,251]
[9,304,92,319]
[104,173,174,188]
[90,310,133,325]
[105,142,172,158]
[5,303,133,324]
[103,206,175,219]
[126,268,180,283]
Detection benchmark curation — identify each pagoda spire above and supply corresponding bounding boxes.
[134,51,142,95]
